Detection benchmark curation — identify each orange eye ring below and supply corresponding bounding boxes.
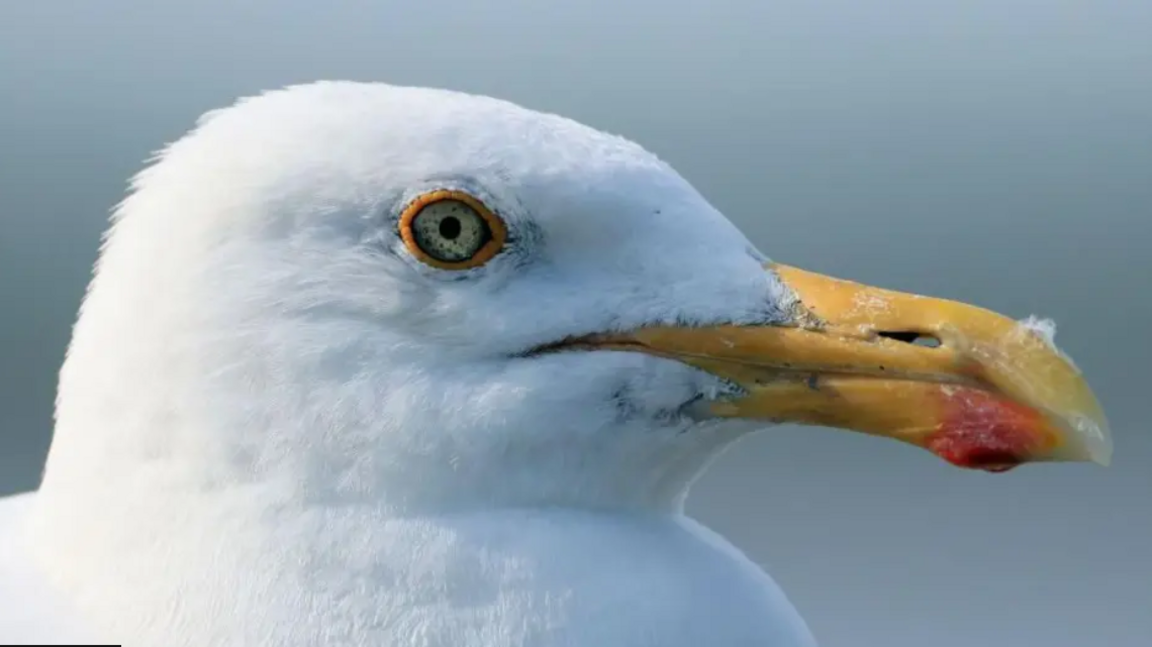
[398,189,508,270]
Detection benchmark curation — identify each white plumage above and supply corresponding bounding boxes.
[0,82,817,646]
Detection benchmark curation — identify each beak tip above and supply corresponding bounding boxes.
[1089,439,1113,468]
[1063,413,1113,467]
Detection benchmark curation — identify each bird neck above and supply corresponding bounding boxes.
[28,494,812,647]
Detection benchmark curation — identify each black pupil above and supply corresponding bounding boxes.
[439,216,462,240]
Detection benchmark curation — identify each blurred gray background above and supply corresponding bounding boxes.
[1,1,1149,645]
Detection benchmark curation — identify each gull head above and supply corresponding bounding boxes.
[26,80,1112,647]
[40,81,1110,519]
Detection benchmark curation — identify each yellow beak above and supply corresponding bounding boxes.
[580,263,1112,472]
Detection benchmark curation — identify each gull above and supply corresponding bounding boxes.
[0,81,1110,646]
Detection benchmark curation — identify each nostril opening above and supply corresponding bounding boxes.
[879,331,942,348]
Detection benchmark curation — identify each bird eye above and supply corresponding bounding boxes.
[399,190,507,270]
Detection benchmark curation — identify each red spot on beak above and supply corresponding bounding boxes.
[926,387,1044,473]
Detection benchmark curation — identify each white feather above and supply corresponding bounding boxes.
[5,81,814,646]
